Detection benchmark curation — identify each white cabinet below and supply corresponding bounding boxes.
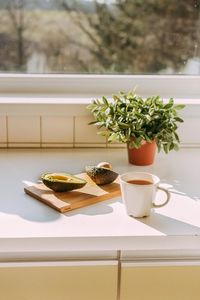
[0,261,118,300]
[120,261,200,300]
[2,256,200,300]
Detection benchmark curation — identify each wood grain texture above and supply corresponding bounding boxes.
[24,173,121,213]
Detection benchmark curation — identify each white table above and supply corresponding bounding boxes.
[1,148,200,300]
[0,147,199,259]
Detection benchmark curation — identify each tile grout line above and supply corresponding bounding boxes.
[73,116,76,148]
[3,142,108,145]
[6,115,9,148]
[4,141,74,144]
[40,116,42,148]
[3,144,125,149]
[106,136,108,148]
[117,250,122,300]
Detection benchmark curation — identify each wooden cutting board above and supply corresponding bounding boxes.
[24,173,121,213]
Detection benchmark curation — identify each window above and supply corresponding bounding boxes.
[0,0,199,75]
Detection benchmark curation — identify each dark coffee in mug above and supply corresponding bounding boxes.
[127,179,153,185]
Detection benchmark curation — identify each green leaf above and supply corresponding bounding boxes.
[174,117,184,123]
[102,96,109,106]
[97,130,109,137]
[174,104,185,110]
[127,91,134,99]
[173,144,179,151]
[88,120,98,125]
[108,132,119,142]
[169,143,174,151]
[113,95,120,101]
[118,122,130,128]
[144,114,151,122]
[156,140,161,152]
[87,103,96,110]
[119,91,127,100]
[128,140,140,149]
[144,134,153,143]
[174,132,180,142]
[164,102,173,109]
[163,143,171,153]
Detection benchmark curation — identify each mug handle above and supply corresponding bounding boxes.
[152,186,170,208]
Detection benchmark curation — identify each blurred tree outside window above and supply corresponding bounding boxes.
[0,0,199,74]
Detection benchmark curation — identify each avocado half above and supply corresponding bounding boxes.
[41,172,87,192]
[85,166,118,185]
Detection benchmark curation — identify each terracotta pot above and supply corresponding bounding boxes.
[127,140,157,166]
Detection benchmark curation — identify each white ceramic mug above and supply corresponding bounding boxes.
[119,172,170,218]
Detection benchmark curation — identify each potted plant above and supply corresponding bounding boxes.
[87,91,185,165]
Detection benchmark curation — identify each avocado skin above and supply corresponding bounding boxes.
[41,173,87,192]
[85,166,118,185]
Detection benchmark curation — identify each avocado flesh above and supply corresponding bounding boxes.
[85,166,118,185]
[41,173,87,192]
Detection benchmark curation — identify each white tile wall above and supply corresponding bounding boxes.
[1,113,195,149]
[75,116,106,146]
[178,118,200,144]
[7,116,40,143]
[0,116,7,144]
[41,116,74,144]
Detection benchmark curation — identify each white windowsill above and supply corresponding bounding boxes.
[0,96,199,105]
[0,74,199,99]
[0,96,92,104]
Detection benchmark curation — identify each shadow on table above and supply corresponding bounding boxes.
[0,189,60,223]
[0,183,122,222]
[64,197,122,217]
[161,179,200,202]
[136,212,200,235]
